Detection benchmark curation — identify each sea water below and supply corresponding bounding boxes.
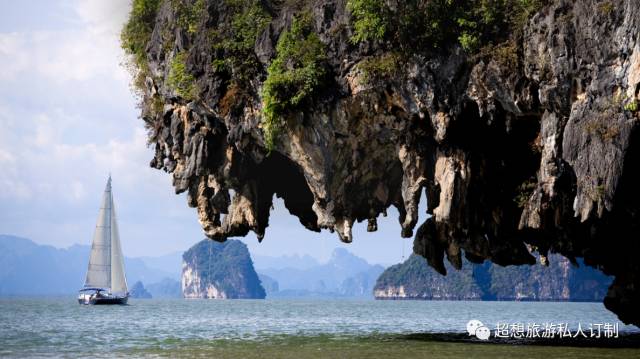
[1,298,638,358]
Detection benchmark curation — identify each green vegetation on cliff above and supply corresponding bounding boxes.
[168,52,197,100]
[172,0,206,34]
[346,0,389,43]
[212,0,271,81]
[356,52,400,84]
[347,0,547,52]
[346,0,455,49]
[261,12,327,152]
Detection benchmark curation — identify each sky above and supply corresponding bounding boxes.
[0,0,427,265]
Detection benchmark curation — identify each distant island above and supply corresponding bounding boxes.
[129,281,152,299]
[375,254,611,301]
[7,233,609,302]
[182,239,265,299]
[0,234,382,300]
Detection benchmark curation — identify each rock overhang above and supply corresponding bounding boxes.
[125,0,640,325]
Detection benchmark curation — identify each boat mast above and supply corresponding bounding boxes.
[106,175,112,290]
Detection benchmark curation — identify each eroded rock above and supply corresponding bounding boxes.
[131,0,639,325]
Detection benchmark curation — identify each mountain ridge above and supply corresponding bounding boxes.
[259,248,384,298]
[0,234,176,295]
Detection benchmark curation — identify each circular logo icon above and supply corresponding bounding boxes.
[466,319,484,336]
[475,326,491,340]
[466,319,491,340]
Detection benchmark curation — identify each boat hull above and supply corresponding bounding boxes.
[78,294,128,305]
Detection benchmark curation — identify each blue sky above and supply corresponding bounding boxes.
[0,0,425,265]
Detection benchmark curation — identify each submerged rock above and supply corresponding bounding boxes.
[124,0,640,324]
[182,239,265,299]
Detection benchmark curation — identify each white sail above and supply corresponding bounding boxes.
[110,202,128,294]
[84,178,113,289]
[83,176,128,295]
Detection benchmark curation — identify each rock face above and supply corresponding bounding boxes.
[374,254,611,301]
[127,0,640,324]
[182,239,265,299]
[130,281,153,299]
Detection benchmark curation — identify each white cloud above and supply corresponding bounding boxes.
[7,114,156,204]
[70,180,87,201]
[0,33,29,81]
[0,179,32,200]
[29,114,56,147]
[75,0,131,36]
[0,0,195,254]
[0,0,131,84]
[0,149,15,163]
[0,31,123,84]
[0,0,149,206]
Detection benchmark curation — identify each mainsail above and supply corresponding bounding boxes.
[84,177,128,294]
[110,202,127,294]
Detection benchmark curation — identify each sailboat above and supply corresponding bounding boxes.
[78,176,129,305]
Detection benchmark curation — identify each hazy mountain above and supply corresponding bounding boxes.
[258,274,279,295]
[339,266,386,297]
[0,235,178,295]
[0,235,385,299]
[138,252,182,280]
[252,253,319,270]
[146,278,181,298]
[0,235,87,295]
[258,248,385,298]
[126,257,176,286]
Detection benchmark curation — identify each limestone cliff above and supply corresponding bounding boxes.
[123,0,640,324]
[182,239,265,299]
[374,254,611,301]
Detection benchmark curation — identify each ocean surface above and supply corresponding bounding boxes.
[1,298,639,358]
